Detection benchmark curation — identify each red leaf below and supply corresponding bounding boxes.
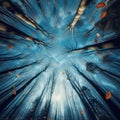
[105,91,111,100]
[96,2,106,8]
[100,11,107,19]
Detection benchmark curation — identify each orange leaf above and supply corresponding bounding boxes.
[100,11,107,19]
[96,2,106,8]
[8,45,13,49]
[105,91,111,100]
[28,36,33,40]
[12,90,16,95]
